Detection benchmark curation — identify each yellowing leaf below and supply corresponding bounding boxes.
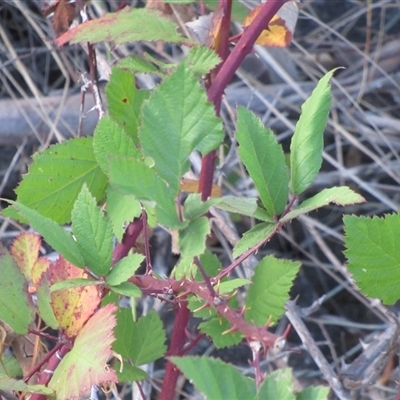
[50,257,101,337]
[48,304,118,400]
[243,1,299,47]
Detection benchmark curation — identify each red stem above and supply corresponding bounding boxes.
[158,298,190,400]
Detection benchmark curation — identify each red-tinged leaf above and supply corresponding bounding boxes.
[10,232,41,281]
[50,256,101,337]
[48,304,118,399]
[31,257,51,287]
[54,7,185,47]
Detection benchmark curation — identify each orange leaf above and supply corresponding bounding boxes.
[50,256,101,337]
[180,179,222,198]
[243,1,299,47]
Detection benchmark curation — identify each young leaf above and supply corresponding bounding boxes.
[233,222,276,259]
[280,186,365,223]
[245,255,300,325]
[290,69,337,195]
[170,356,256,400]
[185,46,221,77]
[140,62,224,194]
[55,7,186,46]
[108,157,184,229]
[199,318,243,348]
[236,107,289,216]
[108,282,141,298]
[113,309,167,366]
[105,69,149,143]
[179,217,210,259]
[114,361,149,383]
[0,244,34,334]
[344,213,400,304]
[71,184,113,276]
[117,55,160,75]
[296,386,329,400]
[106,254,144,286]
[257,368,295,400]
[48,304,118,399]
[50,257,101,337]
[5,137,107,224]
[106,186,142,242]
[93,115,141,175]
[7,201,84,268]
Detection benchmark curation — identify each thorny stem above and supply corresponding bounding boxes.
[193,256,218,298]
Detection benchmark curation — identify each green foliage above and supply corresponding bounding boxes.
[290,69,337,195]
[245,256,301,325]
[71,184,114,276]
[344,212,400,304]
[236,106,289,216]
[171,356,257,400]
[0,244,34,334]
[105,69,149,143]
[4,137,107,224]
[257,368,295,400]
[139,62,224,194]
[179,217,210,259]
[113,309,166,366]
[106,254,144,286]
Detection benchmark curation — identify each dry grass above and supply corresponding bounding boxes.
[1,0,400,399]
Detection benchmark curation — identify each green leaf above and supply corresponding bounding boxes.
[257,368,295,400]
[245,255,300,325]
[106,254,144,286]
[233,222,276,259]
[290,69,338,195]
[184,193,218,220]
[0,244,34,334]
[185,46,221,77]
[106,186,142,242]
[0,374,54,396]
[213,196,259,217]
[108,157,184,229]
[179,217,210,259]
[198,318,243,348]
[55,8,187,46]
[236,107,289,216]
[106,68,149,142]
[108,282,142,298]
[0,354,23,378]
[93,115,141,175]
[281,186,365,223]
[36,274,60,329]
[296,386,329,400]
[113,309,167,365]
[50,278,103,292]
[219,279,251,294]
[117,56,160,75]
[72,184,113,276]
[170,356,256,400]
[140,63,224,194]
[8,201,84,268]
[4,137,107,224]
[344,213,400,304]
[48,304,118,399]
[114,361,149,383]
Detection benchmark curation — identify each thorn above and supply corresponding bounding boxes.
[222,325,238,335]
[193,302,211,313]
